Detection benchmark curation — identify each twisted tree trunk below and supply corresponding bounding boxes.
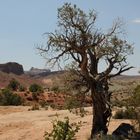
[90,80,112,139]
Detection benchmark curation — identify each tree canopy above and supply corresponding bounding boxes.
[38,3,133,81]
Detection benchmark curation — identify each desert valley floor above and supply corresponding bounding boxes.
[0,106,131,140]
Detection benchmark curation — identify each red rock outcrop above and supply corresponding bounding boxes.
[0,62,24,75]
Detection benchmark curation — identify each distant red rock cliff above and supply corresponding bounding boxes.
[0,62,24,75]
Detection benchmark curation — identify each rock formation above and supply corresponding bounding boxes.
[27,67,51,76]
[0,62,24,75]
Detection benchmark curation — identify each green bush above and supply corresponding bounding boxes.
[111,99,126,108]
[7,78,20,91]
[44,117,81,140]
[64,96,87,117]
[113,108,137,119]
[65,96,81,110]
[51,86,60,93]
[39,100,48,107]
[0,88,22,105]
[19,85,26,91]
[32,92,39,100]
[128,85,140,106]
[29,83,44,93]
[126,85,140,130]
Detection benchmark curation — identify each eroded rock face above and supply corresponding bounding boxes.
[0,62,24,75]
[27,67,51,77]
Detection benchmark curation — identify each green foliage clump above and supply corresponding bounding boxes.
[125,85,140,130]
[65,96,81,110]
[51,86,60,93]
[29,83,44,93]
[44,117,81,140]
[32,92,39,100]
[29,84,44,101]
[64,96,87,117]
[19,85,26,91]
[113,85,140,131]
[128,85,140,106]
[0,88,22,105]
[7,78,26,92]
[113,108,136,119]
[7,78,20,91]
[111,99,126,108]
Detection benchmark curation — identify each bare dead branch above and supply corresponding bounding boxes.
[109,66,134,78]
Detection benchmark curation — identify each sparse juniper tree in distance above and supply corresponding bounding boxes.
[38,3,133,139]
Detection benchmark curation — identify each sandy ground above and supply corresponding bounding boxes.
[0,106,131,140]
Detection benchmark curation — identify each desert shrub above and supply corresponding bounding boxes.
[64,96,87,117]
[19,85,26,91]
[111,99,126,108]
[44,117,81,140]
[113,85,140,131]
[28,104,40,111]
[113,108,136,119]
[0,88,22,105]
[51,85,60,93]
[29,83,44,93]
[32,92,39,100]
[39,101,49,110]
[125,85,140,131]
[39,100,47,107]
[50,103,57,109]
[128,85,140,106]
[65,96,81,109]
[7,78,20,91]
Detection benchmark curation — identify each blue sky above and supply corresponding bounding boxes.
[0,0,140,75]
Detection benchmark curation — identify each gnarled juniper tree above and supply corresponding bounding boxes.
[38,3,133,139]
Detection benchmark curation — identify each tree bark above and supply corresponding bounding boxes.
[90,81,112,139]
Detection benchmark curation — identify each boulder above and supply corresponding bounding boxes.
[112,123,140,139]
[0,62,24,75]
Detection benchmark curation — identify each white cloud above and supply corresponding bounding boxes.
[132,19,140,23]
